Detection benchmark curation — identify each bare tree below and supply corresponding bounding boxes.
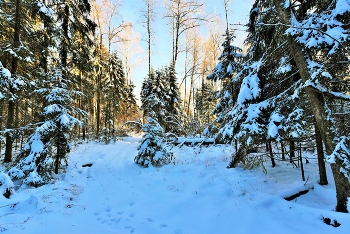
[140,0,157,76]
[186,28,202,117]
[164,0,209,66]
[117,21,145,84]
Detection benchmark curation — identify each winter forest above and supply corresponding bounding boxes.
[0,0,350,233]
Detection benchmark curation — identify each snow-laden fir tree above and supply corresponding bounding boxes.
[195,81,217,135]
[135,112,172,167]
[101,52,127,140]
[0,0,46,163]
[164,62,183,135]
[209,0,350,212]
[8,68,86,187]
[140,68,169,127]
[206,29,244,142]
[122,81,139,122]
[140,69,155,121]
[0,172,15,199]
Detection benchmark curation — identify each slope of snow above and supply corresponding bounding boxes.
[1,136,349,233]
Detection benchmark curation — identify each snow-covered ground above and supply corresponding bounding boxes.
[1,136,349,233]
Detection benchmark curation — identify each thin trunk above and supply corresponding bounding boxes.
[268,142,276,168]
[174,20,180,66]
[299,143,305,181]
[147,0,151,76]
[5,0,21,163]
[55,122,61,174]
[62,4,69,76]
[0,101,4,156]
[275,1,350,212]
[96,31,102,136]
[281,142,285,161]
[290,140,295,164]
[315,120,328,185]
[14,102,19,150]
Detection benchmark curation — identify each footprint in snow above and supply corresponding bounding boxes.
[124,226,135,233]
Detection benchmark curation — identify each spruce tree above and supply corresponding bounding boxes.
[135,112,172,167]
[165,63,182,134]
[8,68,86,186]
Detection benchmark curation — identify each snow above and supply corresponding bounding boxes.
[0,62,11,80]
[1,67,11,79]
[37,2,53,17]
[1,137,350,233]
[0,173,15,197]
[237,74,261,105]
[333,0,350,15]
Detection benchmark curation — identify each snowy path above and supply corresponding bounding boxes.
[1,136,350,233]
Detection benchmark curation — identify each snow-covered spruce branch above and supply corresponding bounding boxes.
[304,80,350,101]
[257,22,350,54]
[0,122,46,135]
[165,116,184,132]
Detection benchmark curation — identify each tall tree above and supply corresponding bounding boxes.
[140,0,157,76]
[210,0,350,212]
[0,0,50,162]
[272,0,350,212]
[117,21,145,84]
[164,0,209,67]
[165,62,183,134]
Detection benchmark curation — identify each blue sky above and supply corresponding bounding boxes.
[115,0,254,100]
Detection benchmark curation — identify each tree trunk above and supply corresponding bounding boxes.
[289,140,295,164]
[0,101,3,156]
[96,31,103,137]
[4,0,21,163]
[147,0,151,76]
[315,120,328,185]
[281,142,285,161]
[55,122,61,174]
[274,0,350,212]
[268,142,276,168]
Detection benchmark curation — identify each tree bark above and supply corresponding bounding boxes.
[55,122,61,174]
[281,142,285,161]
[274,0,350,212]
[289,140,295,164]
[268,142,276,168]
[4,0,21,163]
[147,0,151,76]
[315,120,328,185]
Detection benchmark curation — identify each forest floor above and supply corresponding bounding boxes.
[0,135,349,233]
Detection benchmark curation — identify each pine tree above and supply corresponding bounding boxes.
[134,112,172,167]
[206,29,244,142]
[140,69,155,121]
[209,0,350,212]
[164,63,182,134]
[122,81,139,122]
[8,68,86,186]
[101,52,128,140]
[0,0,46,162]
[140,68,169,127]
[194,81,217,134]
